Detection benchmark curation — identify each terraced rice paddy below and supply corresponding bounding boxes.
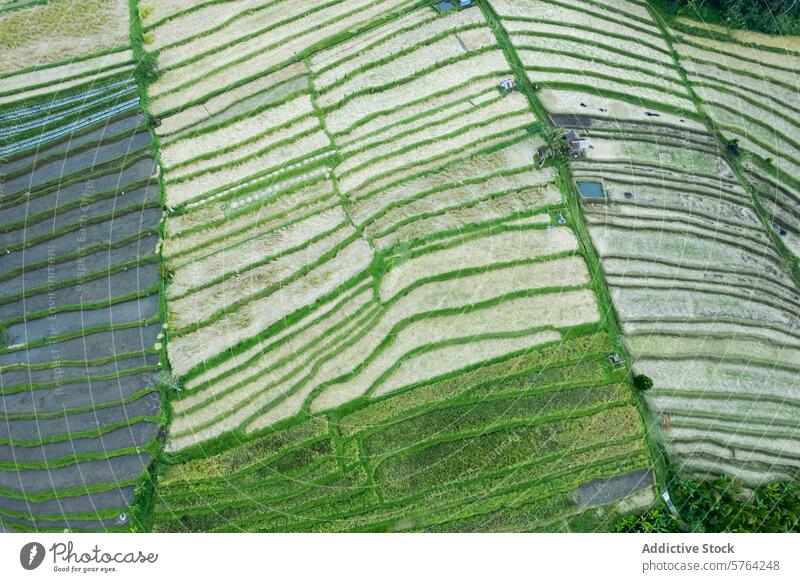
[0,3,165,532]
[5,0,799,533]
[671,29,800,267]
[148,1,654,531]
[488,0,800,484]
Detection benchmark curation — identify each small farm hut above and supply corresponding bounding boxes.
[564,130,589,155]
[499,78,516,92]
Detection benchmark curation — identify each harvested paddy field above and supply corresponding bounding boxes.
[488,0,800,484]
[148,1,653,531]
[0,1,165,532]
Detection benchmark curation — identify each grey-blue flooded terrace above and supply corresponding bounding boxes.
[0,77,165,531]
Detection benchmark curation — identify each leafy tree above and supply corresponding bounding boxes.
[614,507,680,532]
[136,52,159,81]
[657,0,800,35]
[633,374,653,391]
[540,126,571,160]
[616,477,800,533]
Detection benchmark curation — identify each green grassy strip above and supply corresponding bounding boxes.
[0,505,124,525]
[0,285,160,330]
[0,477,140,504]
[0,387,158,421]
[0,177,155,236]
[122,0,171,534]
[1,199,160,255]
[0,439,156,472]
[0,363,160,396]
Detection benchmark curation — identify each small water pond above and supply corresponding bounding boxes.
[576,181,605,198]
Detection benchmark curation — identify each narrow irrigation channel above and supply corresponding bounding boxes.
[477,0,669,493]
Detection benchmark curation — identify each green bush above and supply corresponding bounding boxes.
[633,374,653,391]
[616,477,800,532]
[655,0,800,35]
